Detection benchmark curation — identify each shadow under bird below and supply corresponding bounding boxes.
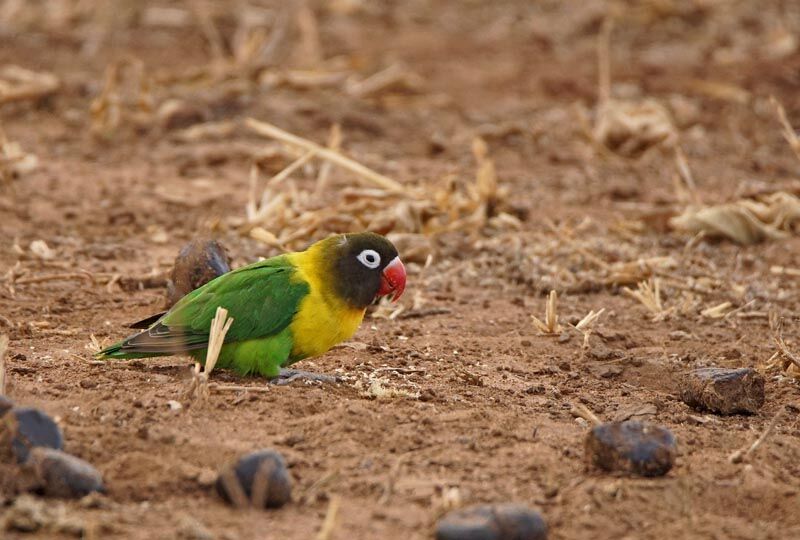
[96,232,406,382]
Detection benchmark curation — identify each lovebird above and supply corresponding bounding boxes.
[96,232,406,381]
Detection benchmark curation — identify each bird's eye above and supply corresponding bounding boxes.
[357,249,381,269]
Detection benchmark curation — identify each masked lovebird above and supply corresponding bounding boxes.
[96,232,406,380]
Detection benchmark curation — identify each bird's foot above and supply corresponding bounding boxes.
[270,369,340,386]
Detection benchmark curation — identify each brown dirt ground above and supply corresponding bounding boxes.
[2,1,800,539]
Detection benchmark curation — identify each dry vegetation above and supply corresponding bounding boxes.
[1,1,800,539]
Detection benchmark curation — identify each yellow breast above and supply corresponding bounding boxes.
[287,251,366,360]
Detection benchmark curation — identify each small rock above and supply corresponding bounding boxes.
[157,99,208,131]
[435,504,548,540]
[216,450,291,509]
[26,447,105,498]
[680,367,765,415]
[1,407,64,463]
[167,400,183,411]
[586,421,677,477]
[166,239,232,308]
[590,364,624,379]
[612,403,658,422]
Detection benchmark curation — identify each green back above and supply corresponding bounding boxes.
[162,255,309,344]
[99,256,310,358]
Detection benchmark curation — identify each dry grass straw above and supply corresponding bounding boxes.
[185,307,233,401]
[218,467,250,508]
[345,63,424,98]
[574,308,606,352]
[0,64,59,105]
[669,191,800,244]
[90,57,153,138]
[241,124,515,253]
[0,128,38,183]
[246,117,406,194]
[0,334,8,395]
[771,265,800,277]
[729,406,787,463]
[571,403,602,426]
[589,16,676,158]
[315,123,341,195]
[623,278,672,320]
[770,96,800,163]
[670,98,800,244]
[315,495,341,540]
[531,290,561,334]
[768,313,800,378]
[700,301,733,319]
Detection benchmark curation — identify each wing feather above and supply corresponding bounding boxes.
[111,256,308,356]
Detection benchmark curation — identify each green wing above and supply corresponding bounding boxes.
[98,256,309,357]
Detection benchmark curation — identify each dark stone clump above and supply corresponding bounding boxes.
[586,421,677,477]
[436,504,548,540]
[25,447,105,498]
[166,239,231,308]
[216,449,291,509]
[1,407,64,463]
[680,367,764,415]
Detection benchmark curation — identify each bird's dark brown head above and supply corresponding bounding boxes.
[314,232,406,309]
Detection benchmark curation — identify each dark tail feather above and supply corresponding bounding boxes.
[95,340,166,360]
[95,322,209,360]
[127,312,167,329]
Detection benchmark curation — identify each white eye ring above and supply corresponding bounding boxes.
[357,249,381,269]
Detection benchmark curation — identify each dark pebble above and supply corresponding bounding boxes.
[680,367,764,415]
[1,407,64,463]
[586,421,676,477]
[26,447,105,498]
[436,504,548,540]
[216,449,291,509]
[166,239,231,308]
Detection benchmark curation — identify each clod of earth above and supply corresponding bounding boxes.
[585,421,677,477]
[25,447,105,498]
[0,396,13,416]
[679,367,765,415]
[435,503,548,540]
[216,449,292,509]
[166,239,232,308]
[1,407,64,463]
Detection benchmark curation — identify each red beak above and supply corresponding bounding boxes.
[377,256,406,302]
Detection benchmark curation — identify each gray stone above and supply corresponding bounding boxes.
[26,447,105,498]
[216,449,291,509]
